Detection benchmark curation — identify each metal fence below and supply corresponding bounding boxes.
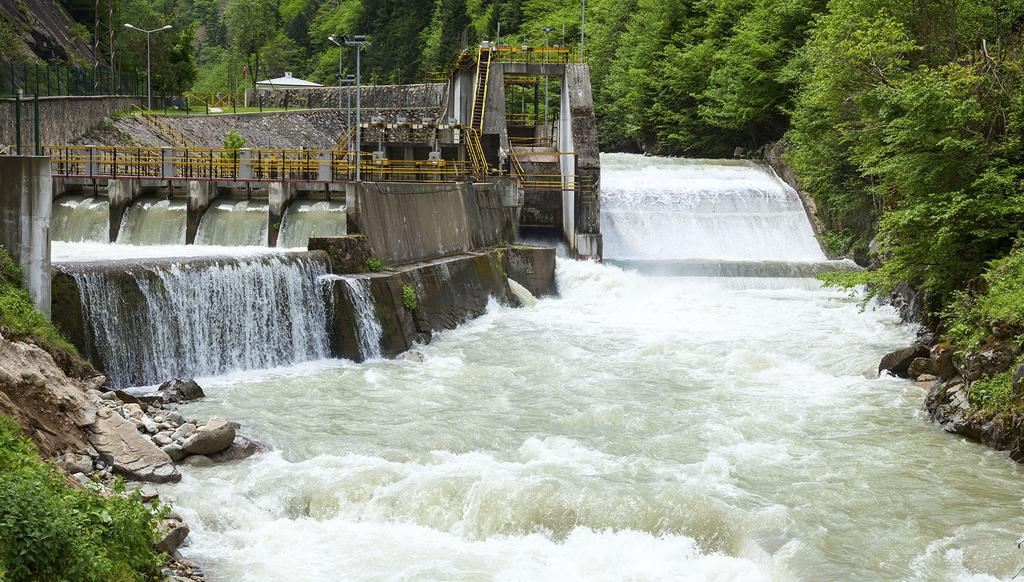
[1,62,144,98]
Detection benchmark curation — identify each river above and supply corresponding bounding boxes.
[158,154,1024,581]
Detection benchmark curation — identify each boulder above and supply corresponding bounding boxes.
[161,443,187,463]
[930,342,957,379]
[156,517,190,554]
[171,423,196,442]
[959,345,1015,382]
[908,357,935,380]
[181,418,235,455]
[59,451,94,475]
[1012,362,1024,398]
[208,435,268,463]
[879,345,929,378]
[89,408,181,483]
[146,379,206,404]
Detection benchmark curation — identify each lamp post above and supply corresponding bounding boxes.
[328,36,359,170]
[123,23,172,110]
[341,35,370,182]
[543,26,555,124]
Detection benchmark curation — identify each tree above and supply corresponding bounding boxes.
[224,0,278,88]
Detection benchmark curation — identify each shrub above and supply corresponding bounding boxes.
[365,258,385,273]
[223,129,246,150]
[402,284,418,311]
[968,372,1014,413]
[0,246,77,355]
[0,415,164,581]
[944,244,1024,350]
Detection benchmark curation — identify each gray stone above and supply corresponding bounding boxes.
[399,350,426,363]
[181,418,235,455]
[60,452,94,475]
[165,411,185,425]
[149,378,206,404]
[208,435,269,463]
[156,518,190,554]
[171,423,196,442]
[142,416,160,434]
[1012,362,1024,397]
[89,408,181,483]
[153,434,173,447]
[908,357,934,380]
[930,343,957,378]
[960,346,1015,382]
[161,443,187,463]
[182,454,214,467]
[879,345,930,378]
[138,484,159,502]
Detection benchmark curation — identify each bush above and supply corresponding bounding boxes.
[968,372,1014,413]
[365,258,385,273]
[944,245,1024,350]
[223,129,246,150]
[0,246,77,355]
[0,416,164,581]
[402,284,418,311]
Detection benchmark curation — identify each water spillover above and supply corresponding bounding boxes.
[126,154,1021,580]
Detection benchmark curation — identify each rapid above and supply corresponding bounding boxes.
[156,154,1024,581]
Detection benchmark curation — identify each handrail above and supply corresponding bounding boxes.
[131,105,201,148]
[470,47,492,134]
[464,127,489,180]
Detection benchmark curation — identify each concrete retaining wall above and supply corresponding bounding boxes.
[0,156,51,316]
[327,249,513,361]
[0,95,140,148]
[348,181,508,265]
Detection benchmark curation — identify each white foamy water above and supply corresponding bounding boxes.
[116,197,188,245]
[277,200,347,249]
[52,241,287,263]
[153,154,1024,581]
[196,200,271,247]
[340,276,384,360]
[51,195,109,242]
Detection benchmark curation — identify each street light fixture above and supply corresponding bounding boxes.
[124,23,173,110]
[328,37,359,157]
[543,26,555,124]
[338,35,370,182]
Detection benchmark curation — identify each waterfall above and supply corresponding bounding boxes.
[52,195,110,243]
[196,200,270,246]
[116,197,187,246]
[600,155,826,263]
[340,277,383,360]
[64,254,332,387]
[277,200,347,249]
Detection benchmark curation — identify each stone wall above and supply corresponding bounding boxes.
[760,142,834,260]
[0,95,140,149]
[248,83,446,119]
[0,156,51,316]
[349,181,509,265]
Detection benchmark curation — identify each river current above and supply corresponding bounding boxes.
[157,154,1024,581]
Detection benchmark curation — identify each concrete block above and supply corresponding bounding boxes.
[0,156,52,316]
[186,180,212,244]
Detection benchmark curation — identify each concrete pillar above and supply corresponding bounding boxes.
[268,181,296,247]
[107,178,139,243]
[317,151,332,182]
[559,78,576,255]
[0,156,52,316]
[161,147,175,179]
[186,180,212,244]
[238,149,254,180]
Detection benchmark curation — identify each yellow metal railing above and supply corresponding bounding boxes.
[509,136,555,147]
[492,46,571,64]
[132,105,201,148]
[464,127,489,181]
[470,47,493,134]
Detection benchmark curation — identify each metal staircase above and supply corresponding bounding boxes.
[132,105,201,149]
[469,47,493,134]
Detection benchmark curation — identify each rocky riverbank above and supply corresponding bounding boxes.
[0,332,265,578]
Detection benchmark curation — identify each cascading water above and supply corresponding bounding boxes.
[161,153,1024,581]
[601,154,827,265]
[339,276,383,360]
[195,200,270,246]
[116,197,187,245]
[51,195,110,242]
[64,254,331,387]
[277,200,347,248]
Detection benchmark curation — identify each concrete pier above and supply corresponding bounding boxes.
[0,156,52,316]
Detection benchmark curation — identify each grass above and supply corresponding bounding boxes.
[0,246,76,356]
[0,415,165,581]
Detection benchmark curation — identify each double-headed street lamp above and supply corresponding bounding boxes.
[329,34,370,182]
[124,23,172,110]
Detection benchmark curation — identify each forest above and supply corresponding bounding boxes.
[12,0,1024,381]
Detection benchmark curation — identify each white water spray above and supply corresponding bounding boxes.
[340,277,383,360]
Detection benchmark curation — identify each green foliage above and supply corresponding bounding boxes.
[223,129,246,150]
[0,415,164,581]
[0,246,76,356]
[944,246,1024,350]
[402,283,418,311]
[365,258,385,273]
[968,372,1014,412]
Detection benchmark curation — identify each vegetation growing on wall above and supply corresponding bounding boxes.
[402,283,418,311]
[0,246,76,357]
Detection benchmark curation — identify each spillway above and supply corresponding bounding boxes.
[195,200,270,246]
[116,197,187,245]
[52,195,110,242]
[277,200,347,249]
[59,253,331,387]
[152,153,1023,581]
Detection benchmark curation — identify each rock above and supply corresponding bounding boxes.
[1013,362,1024,398]
[161,443,187,463]
[916,374,939,382]
[959,345,1015,382]
[147,379,206,404]
[171,423,197,442]
[890,282,925,324]
[208,435,269,463]
[83,375,107,391]
[89,408,181,483]
[165,411,185,425]
[930,342,957,378]
[123,403,144,419]
[182,454,214,467]
[156,517,190,554]
[99,391,118,401]
[399,350,425,363]
[138,484,159,502]
[73,472,92,486]
[879,345,929,378]
[142,416,160,434]
[181,418,235,455]
[60,451,94,475]
[908,357,934,380]
[153,434,172,447]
